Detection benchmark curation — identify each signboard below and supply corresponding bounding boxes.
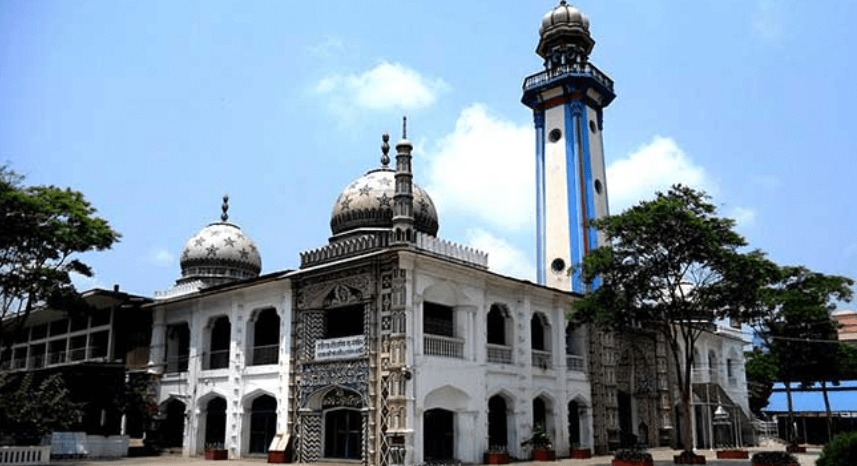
[315,335,365,361]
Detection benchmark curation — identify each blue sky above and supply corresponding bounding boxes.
[2,0,855,302]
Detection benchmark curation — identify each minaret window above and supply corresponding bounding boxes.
[589,120,597,133]
[548,128,562,143]
[594,179,603,195]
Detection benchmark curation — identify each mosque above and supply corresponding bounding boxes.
[145,2,750,463]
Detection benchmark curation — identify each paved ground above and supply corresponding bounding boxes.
[52,446,822,466]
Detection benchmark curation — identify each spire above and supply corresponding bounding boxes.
[221,194,229,222]
[392,116,415,243]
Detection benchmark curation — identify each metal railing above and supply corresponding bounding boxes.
[424,334,464,359]
[566,354,585,372]
[166,355,189,373]
[205,349,229,370]
[251,344,279,366]
[523,61,614,93]
[487,344,512,364]
[532,350,552,370]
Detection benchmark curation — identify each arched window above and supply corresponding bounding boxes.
[207,317,230,370]
[531,314,547,351]
[487,305,507,345]
[251,309,279,366]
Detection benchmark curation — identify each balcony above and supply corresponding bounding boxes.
[532,350,552,370]
[487,344,513,364]
[566,354,585,372]
[205,349,229,370]
[166,355,189,373]
[424,334,464,359]
[522,62,614,94]
[251,344,279,366]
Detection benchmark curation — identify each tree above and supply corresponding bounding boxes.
[0,165,120,344]
[745,348,778,416]
[570,185,778,453]
[750,266,853,443]
[0,372,82,444]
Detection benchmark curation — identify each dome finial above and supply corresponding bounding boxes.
[381,132,391,167]
[221,194,229,222]
[402,116,407,139]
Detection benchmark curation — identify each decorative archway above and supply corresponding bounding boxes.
[424,408,454,461]
[248,395,277,454]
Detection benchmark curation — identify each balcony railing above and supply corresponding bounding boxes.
[532,350,552,370]
[424,334,464,359]
[166,355,189,373]
[523,61,614,93]
[205,349,229,370]
[566,354,585,372]
[487,344,513,364]
[48,351,67,365]
[251,344,279,366]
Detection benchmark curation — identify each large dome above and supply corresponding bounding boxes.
[537,1,594,60]
[330,168,439,237]
[178,196,262,284]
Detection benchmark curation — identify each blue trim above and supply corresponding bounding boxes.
[578,102,601,290]
[534,111,546,285]
[565,102,584,293]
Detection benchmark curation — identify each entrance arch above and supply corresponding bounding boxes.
[249,395,277,454]
[488,395,508,449]
[424,408,454,461]
[160,398,186,448]
[204,397,227,447]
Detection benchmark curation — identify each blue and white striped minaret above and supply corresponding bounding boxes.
[522,1,616,293]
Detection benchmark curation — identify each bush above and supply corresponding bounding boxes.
[613,449,653,462]
[750,451,798,465]
[817,431,857,466]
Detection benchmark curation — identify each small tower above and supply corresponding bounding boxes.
[522,1,615,292]
[392,117,415,243]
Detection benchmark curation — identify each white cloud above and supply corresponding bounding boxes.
[606,136,714,213]
[752,0,783,42]
[148,247,175,267]
[306,36,346,59]
[316,62,449,116]
[728,206,757,227]
[425,104,534,232]
[466,228,535,281]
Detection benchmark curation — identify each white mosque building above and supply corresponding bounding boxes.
[145,2,750,463]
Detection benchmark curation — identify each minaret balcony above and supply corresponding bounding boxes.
[523,61,614,95]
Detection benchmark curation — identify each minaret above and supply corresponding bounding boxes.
[392,117,415,243]
[522,1,615,292]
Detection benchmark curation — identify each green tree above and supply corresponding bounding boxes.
[745,348,778,416]
[0,372,82,444]
[0,165,120,343]
[750,266,853,443]
[570,185,778,453]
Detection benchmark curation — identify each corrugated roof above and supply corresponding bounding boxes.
[765,381,857,414]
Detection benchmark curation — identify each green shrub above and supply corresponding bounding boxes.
[613,449,652,461]
[750,451,798,465]
[817,431,857,466]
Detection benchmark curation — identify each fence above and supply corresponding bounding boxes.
[0,446,50,465]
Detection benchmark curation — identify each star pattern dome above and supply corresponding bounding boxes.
[330,168,439,237]
[178,196,262,285]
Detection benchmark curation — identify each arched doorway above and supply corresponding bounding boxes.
[424,408,454,461]
[161,398,186,448]
[249,395,277,454]
[205,397,227,447]
[488,396,508,449]
[568,400,581,446]
[324,409,362,460]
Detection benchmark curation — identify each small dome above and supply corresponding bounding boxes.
[537,1,594,60]
[178,197,262,285]
[540,1,589,35]
[330,168,439,237]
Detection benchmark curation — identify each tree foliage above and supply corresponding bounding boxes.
[0,165,120,341]
[750,265,853,442]
[570,185,779,451]
[0,372,82,444]
[745,348,778,416]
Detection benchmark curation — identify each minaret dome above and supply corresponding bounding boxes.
[537,1,595,67]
